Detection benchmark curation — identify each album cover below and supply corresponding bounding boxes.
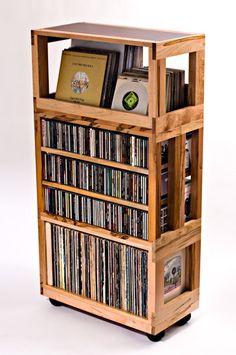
[164,249,186,302]
[111,75,148,115]
[55,50,108,106]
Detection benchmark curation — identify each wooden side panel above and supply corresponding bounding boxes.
[167,135,186,230]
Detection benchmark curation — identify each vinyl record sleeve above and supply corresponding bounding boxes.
[56,50,108,107]
[111,76,148,115]
[164,249,186,303]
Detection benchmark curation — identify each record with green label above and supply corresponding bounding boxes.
[111,75,148,115]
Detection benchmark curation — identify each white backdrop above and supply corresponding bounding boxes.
[0,1,236,354]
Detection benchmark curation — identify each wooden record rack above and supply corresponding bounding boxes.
[31,22,204,341]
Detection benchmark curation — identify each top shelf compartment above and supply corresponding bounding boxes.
[31,22,205,132]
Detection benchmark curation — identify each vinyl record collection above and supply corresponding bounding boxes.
[44,187,149,239]
[115,67,186,112]
[47,223,148,317]
[42,153,148,204]
[41,119,148,168]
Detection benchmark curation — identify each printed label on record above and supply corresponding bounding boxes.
[122,91,139,111]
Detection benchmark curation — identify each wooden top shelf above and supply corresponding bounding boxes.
[33,22,204,47]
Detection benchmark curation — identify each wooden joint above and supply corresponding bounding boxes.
[152,218,201,261]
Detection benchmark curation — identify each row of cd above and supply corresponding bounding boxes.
[41,119,149,168]
[44,187,149,239]
[42,153,148,204]
[46,223,148,317]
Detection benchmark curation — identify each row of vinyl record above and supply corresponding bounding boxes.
[46,223,148,317]
[42,153,148,204]
[41,119,149,168]
[44,187,149,239]
[115,67,186,114]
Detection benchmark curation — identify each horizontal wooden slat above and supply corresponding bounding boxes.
[36,98,152,129]
[43,284,151,333]
[41,147,149,175]
[40,212,152,251]
[156,119,203,142]
[156,37,205,59]
[156,104,203,142]
[153,218,201,260]
[151,289,199,334]
[32,30,153,47]
[40,113,152,137]
[156,104,203,133]
[42,180,148,211]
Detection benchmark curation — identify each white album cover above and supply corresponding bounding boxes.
[111,76,148,115]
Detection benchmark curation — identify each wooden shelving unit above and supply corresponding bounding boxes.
[31,22,205,341]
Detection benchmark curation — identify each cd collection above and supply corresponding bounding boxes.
[42,153,148,204]
[41,119,148,168]
[46,223,148,317]
[44,187,149,239]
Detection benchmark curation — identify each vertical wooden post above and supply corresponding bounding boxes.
[147,44,158,322]
[155,58,166,314]
[31,33,49,99]
[167,135,186,230]
[34,113,47,291]
[148,44,160,243]
[187,49,205,291]
[148,44,167,325]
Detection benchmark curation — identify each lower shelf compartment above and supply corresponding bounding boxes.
[43,284,152,333]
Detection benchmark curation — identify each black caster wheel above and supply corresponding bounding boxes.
[49,298,62,307]
[176,313,191,326]
[147,330,165,342]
